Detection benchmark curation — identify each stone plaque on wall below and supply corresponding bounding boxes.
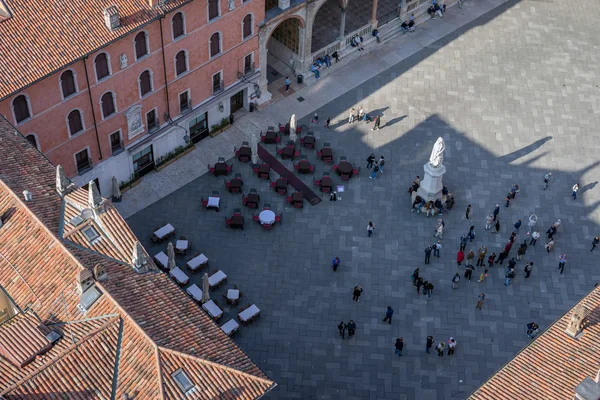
[126,105,144,139]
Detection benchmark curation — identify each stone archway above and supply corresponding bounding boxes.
[311,0,343,53]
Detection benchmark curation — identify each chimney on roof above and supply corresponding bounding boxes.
[56,165,68,195]
[131,241,149,273]
[93,264,108,282]
[565,305,591,338]
[88,180,104,214]
[103,5,121,32]
[76,269,95,294]
[22,190,32,202]
[575,377,600,400]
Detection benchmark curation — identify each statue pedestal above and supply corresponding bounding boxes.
[417,162,446,203]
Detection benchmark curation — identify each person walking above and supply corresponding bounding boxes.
[511,184,519,199]
[495,250,508,265]
[524,262,533,278]
[324,117,331,130]
[514,219,522,232]
[505,192,511,208]
[558,254,567,274]
[338,321,346,338]
[468,225,476,242]
[465,204,471,220]
[516,242,527,261]
[348,108,355,124]
[572,183,579,200]
[464,265,474,281]
[347,320,356,337]
[434,223,444,239]
[452,273,460,289]
[477,246,487,267]
[459,235,467,252]
[530,231,540,246]
[493,204,500,221]
[285,77,291,92]
[425,282,434,299]
[412,268,420,285]
[426,335,434,353]
[447,338,456,355]
[545,238,555,253]
[505,268,515,286]
[456,250,465,266]
[592,236,600,252]
[494,219,501,234]
[504,240,514,255]
[395,338,404,357]
[378,156,385,173]
[371,114,381,130]
[367,221,375,237]
[383,306,394,324]
[352,285,363,301]
[466,249,475,266]
[543,172,552,189]
[433,241,441,257]
[424,246,432,264]
[416,277,424,295]
[332,256,341,271]
[485,214,494,230]
[477,268,488,283]
[435,342,445,357]
[476,293,485,310]
[366,153,375,169]
[370,161,379,179]
[358,106,365,121]
[488,252,496,267]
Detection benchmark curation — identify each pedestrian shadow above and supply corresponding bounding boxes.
[581,181,598,195]
[365,107,389,118]
[382,115,407,128]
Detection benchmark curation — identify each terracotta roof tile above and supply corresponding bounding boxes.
[0,310,51,368]
[0,0,191,100]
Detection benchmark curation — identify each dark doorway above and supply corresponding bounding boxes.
[132,145,154,178]
[189,112,209,144]
[82,178,101,195]
[230,90,244,114]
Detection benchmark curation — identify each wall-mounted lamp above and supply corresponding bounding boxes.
[218,102,224,113]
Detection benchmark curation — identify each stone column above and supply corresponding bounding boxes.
[370,0,379,28]
[337,8,346,41]
[256,28,272,105]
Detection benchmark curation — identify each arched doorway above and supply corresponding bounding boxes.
[266,18,303,84]
[311,0,342,53]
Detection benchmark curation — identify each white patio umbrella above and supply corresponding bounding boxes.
[111,176,121,201]
[251,133,259,165]
[201,273,210,304]
[167,242,176,271]
[289,114,297,142]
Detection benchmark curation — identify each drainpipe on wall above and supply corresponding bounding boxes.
[82,57,103,160]
[158,16,171,120]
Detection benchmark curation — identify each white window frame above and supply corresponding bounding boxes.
[171,11,187,42]
[145,108,158,132]
[241,13,254,41]
[243,52,254,73]
[209,32,222,59]
[25,133,40,150]
[99,91,118,120]
[74,146,92,175]
[174,50,190,78]
[138,69,155,99]
[108,129,123,155]
[178,89,191,114]
[207,0,221,23]
[82,226,100,242]
[66,108,86,137]
[11,93,32,126]
[133,30,150,61]
[171,369,195,394]
[59,69,79,100]
[93,52,112,83]
[212,70,223,94]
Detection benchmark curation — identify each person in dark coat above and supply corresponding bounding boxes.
[426,335,434,353]
[524,262,533,278]
[592,236,600,252]
[395,337,404,357]
[371,114,381,130]
[495,250,508,264]
[383,306,394,324]
[493,204,500,221]
[416,277,424,294]
[352,285,363,301]
[412,268,420,284]
[424,246,432,264]
[338,321,346,338]
[347,320,356,337]
[487,252,496,267]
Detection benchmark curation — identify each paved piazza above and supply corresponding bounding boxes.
[127,0,600,398]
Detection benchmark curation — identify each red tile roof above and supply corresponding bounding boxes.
[469,286,600,400]
[0,0,191,100]
[0,310,51,368]
[0,115,274,398]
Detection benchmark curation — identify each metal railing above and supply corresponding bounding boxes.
[212,80,224,95]
[111,139,124,155]
[312,42,341,62]
[345,24,373,47]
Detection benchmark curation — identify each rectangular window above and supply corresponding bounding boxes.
[75,149,92,175]
[179,91,190,114]
[212,72,223,94]
[172,369,194,393]
[82,226,100,242]
[189,112,209,143]
[146,109,157,131]
[244,54,254,74]
[109,131,123,155]
[132,145,154,174]
[208,0,219,21]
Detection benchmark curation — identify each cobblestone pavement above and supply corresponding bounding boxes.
[127,0,600,398]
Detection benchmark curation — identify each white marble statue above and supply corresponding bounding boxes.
[429,137,445,168]
[119,53,128,69]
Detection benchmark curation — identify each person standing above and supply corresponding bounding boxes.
[371,114,381,131]
[543,172,552,189]
[348,108,355,124]
[424,246,432,264]
[457,250,465,266]
[338,321,346,338]
[505,192,511,208]
[505,268,515,286]
[493,204,500,221]
[433,241,441,257]
[464,265,474,281]
[494,219,501,234]
[416,277,424,295]
[514,219,522,232]
[412,268,420,285]
[447,338,456,355]
[452,273,460,289]
[434,223,444,239]
[347,320,356,337]
[370,162,379,179]
[426,335,434,353]
[558,254,567,274]
[545,238,555,253]
[285,77,291,92]
[487,252,496,267]
[459,235,467,252]
[465,204,471,220]
[367,221,375,237]
[572,183,579,200]
[592,236,600,252]
[426,282,434,299]
[324,117,331,130]
[358,106,365,121]
[395,337,404,357]
[383,306,394,324]
[477,246,487,267]
[468,225,476,242]
[516,242,527,261]
[366,153,375,169]
[477,269,488,283]
[435,342,445,357]
[466,249,475,266]
[524,262,533,278]
[378,156,385,174]
[530,231,540,246]
[485,214,494,230]
[475,293,485,309]
[332,256,341,271]
[353,285,363,301]
[495,250,508,265]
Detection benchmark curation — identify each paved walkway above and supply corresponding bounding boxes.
[125,1,600,398]
[115,0,511,219]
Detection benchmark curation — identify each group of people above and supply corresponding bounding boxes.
[428,0,447,19]
[401,14,416,33]
[410,182,455,216]
[366,153,386,179]
[412,268,436,298]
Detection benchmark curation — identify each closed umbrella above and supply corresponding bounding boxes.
[201,273,210,304]
[167,242,176,271]
[112,176,121,202]
[251,133,259,165]
[289,114,297,142]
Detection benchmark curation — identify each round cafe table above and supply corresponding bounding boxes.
[338,161,353,175]
[259,210,276,224]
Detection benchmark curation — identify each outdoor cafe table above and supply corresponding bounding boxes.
[221,319,239,336]
[258,164,270,178]
[169,267,189,285]
[338,161,353,175]
[265,131,277,143]
[207,196,220,210]
[321,176,333,190]
[214,162,228,176]
[154,251,168,269]
[186,284,203,302]
[303,136,315,147]
[176,240,188,253]
[275,178,287,191]
[209,270,227,287]
[298,160,311,173]
[320,147,333,160]
[238,304,260,323]
[231,215,244,228]
[282,147,294,159]
[238,147,251,160]
[227,289,240,304]
[202,300,223,320]
[187,254,208,271]
[230,179,243,191]
[154,224,174,240]
[259,210,276,225]
[246,193,259,206]
[292,192,303,204]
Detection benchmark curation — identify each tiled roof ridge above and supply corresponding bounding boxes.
[0,314,121,395]
[158,346,276,387]
[62,227,131,267]
[469,285,600,398]
[155,345,166,399]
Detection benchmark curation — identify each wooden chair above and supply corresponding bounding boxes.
[201,197,208,208]
[313,179,321,187]
[263,203,271,210]
[353,168,360,176]
[253,214,260,223]
[275,214,282,224]
[332,164,339,172]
